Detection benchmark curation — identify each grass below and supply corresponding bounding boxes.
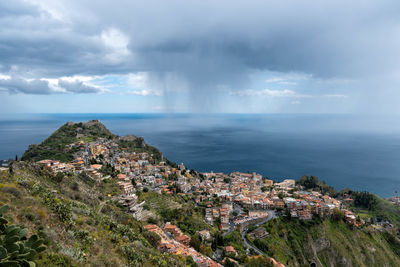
[352,196,400,227]
[0,162,186,266]
[21,121,164,164]
[138,191,215,236]
[21,121,114,162]
[252,216,400,267]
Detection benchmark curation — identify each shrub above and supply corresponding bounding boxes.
[25,213,35,222]
[73,230,93,249]
[332,208,345,222]
[71,182,79,191]
[1,186,21,198]
[122,245,144,266]
[36,253,76,267]
[143,231,161,248]
[147,217,158,224]
[78,172,95,187]
[54,172,65,183]
[0,205,46,266]
[36,209,47,220]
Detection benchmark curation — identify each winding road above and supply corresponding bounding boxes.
[241,210,276,255]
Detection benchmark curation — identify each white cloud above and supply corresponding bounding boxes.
[123,72,162,96]
[127,72,149,89]
[101,28,131,63]
[265,73,312,85]
[0,74,11,80]
[125,89,162,96]
[60,75,97,83]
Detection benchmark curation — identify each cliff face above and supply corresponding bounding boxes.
[252,217,400,267]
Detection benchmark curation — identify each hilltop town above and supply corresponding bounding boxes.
[19,120,388,267]
[1,120,400,267]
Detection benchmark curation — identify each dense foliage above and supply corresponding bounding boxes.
[353,191,377,210]
[296,175,337,196]
[250,216,400,267]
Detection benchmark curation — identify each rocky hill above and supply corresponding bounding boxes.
[21,120,162,163]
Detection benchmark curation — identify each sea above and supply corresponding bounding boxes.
[0,113,399,198]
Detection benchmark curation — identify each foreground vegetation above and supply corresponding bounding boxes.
[0,162,186,266]
[250,216,400,267]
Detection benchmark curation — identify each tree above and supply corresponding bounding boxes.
[190,233,201,252]
[212,231,224,250]
[224,258,236,267]
[143,231,161,248]
[186,256,197,267]
[169,173,178,181]
[332,208,345,222]
[353,191,377,210]
[261,186,268,192]
[245,256,273,267]
[253,239,269,253]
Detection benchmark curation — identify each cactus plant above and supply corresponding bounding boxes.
[0,205,46,267]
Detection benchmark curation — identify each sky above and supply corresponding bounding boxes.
[1,0,400,114]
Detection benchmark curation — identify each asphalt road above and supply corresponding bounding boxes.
[241,210,276,255]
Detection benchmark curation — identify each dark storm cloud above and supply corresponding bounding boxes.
[0,77,54,95]
[1,0,400,96]
[58,80,102,94]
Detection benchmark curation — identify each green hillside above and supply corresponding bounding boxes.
[249,216,400,267]
[0,162,185,266]
[21,120,163,163]
[21,120,115,162]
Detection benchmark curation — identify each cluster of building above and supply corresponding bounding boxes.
[144,223,220,267]
[196,170,363,227]
[388,196,400,207]
[205,203,232,230]
[33,132,370,266]
[233,210,269,231]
